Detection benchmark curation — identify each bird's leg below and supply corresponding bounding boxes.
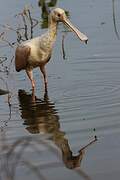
[26,70,35,89]
[40,65,48,91]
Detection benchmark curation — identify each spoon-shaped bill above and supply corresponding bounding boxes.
[63,18,88,44]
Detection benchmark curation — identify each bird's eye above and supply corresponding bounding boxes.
[57,13,61,17]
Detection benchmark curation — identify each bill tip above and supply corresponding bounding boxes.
[85,39,88,44]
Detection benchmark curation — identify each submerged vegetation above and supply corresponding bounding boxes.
[0,6,39,96]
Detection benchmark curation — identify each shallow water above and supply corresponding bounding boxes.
[0,0,120,180]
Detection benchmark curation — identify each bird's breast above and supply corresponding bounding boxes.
[28,45,52,67]
[22,34,56,68]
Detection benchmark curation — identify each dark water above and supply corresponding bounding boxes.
[0,0,120,180]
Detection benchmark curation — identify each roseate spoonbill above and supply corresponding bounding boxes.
[15,8,88,90]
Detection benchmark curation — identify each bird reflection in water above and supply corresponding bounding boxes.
[18,89,97,169]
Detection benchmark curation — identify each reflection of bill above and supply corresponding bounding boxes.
[18,89,97,169]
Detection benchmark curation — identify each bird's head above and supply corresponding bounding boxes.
[50,8,88,44]
[50,8,66,22]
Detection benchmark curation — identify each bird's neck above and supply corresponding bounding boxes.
[48,19,58,39]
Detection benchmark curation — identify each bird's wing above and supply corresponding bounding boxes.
[15,45,31,72]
